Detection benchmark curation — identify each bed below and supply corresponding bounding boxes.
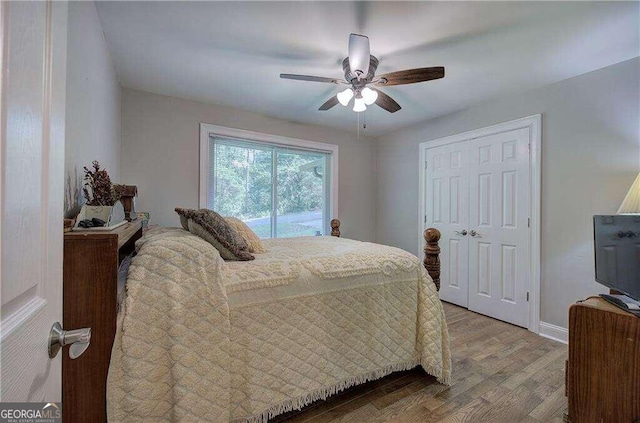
[107,220,451,423]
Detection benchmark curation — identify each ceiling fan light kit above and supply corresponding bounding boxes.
[361,87,378,105]
[280,33,445,116]
[336,87,377,110]
[337,88,354,106]
[353,96,367,112]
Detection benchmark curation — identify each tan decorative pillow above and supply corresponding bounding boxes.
[224,217,266,254]
[178,214,189,231]
[175,208,254,261]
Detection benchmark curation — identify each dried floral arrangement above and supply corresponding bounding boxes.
[82,161,123,206]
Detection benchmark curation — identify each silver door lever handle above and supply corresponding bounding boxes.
[49,322,91,359]
[454,230,468,236]
[470,230,480,237]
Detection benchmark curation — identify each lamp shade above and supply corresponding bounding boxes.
[617,172,640,214]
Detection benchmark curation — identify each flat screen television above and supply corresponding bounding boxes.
[594,215,640,301]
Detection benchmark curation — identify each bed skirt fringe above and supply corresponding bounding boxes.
[234,359,451,423]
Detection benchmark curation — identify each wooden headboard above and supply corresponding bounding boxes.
[329,219,441,291]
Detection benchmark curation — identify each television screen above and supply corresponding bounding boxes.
[594,215,640,301]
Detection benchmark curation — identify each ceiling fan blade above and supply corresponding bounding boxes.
[318,95,339,111]
[348,33,370,79]
[373,89,401,113]
[280,74,343,84]
[376,67,445,86]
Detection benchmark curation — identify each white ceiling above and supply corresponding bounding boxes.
[96,1,639,136]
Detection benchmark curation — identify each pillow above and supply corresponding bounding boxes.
[178,214,189,231]
[175,208,254,261]
[176,207,195,232]
[224,217,266,254]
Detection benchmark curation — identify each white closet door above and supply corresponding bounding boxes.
[467,128,531,327]
[425,141,470,307]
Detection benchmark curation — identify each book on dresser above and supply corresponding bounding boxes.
[62,221,142,423]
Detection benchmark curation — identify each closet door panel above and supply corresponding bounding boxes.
[425,141,470,307]
[468,128,531,328]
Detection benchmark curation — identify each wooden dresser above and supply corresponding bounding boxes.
[566,296,640,423]
[62,221,142,423]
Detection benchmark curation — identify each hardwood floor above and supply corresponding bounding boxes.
[275,302,567,423]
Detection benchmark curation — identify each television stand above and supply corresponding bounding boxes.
[566,296,640,422]
[599,293,640,317]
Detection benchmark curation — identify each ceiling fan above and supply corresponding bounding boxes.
[280,33,445,114]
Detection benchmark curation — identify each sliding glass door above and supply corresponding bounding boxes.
[209,137,331,238]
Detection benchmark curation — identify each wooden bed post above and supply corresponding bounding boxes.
[330,219,340,237]
[423,228,441,291]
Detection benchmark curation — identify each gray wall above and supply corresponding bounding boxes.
[120,88,376,241]
[375,57,640,329]
[65,1,121,216]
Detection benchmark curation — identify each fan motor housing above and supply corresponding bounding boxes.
[342,55,379,85]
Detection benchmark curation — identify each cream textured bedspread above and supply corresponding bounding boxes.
[107,229,451,423]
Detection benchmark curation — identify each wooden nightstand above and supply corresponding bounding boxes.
[566,296,640,422]
[62,221,142,423]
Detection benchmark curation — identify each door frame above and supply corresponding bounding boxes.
[418,114,542,334]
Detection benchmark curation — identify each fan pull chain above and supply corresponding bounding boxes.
[356,111,368,139]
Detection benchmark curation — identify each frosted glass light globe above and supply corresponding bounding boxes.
[353,96,367,112]
[337,88,354,106]
[361,87,378,105]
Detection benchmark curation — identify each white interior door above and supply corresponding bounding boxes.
[425,141,470,307]
[1,0,67,401]
[467,128,531,327]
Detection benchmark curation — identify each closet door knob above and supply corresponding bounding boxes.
[470,230,479,237]
[454,230,468,236]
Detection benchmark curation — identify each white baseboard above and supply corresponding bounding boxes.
[539,321,568,344]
